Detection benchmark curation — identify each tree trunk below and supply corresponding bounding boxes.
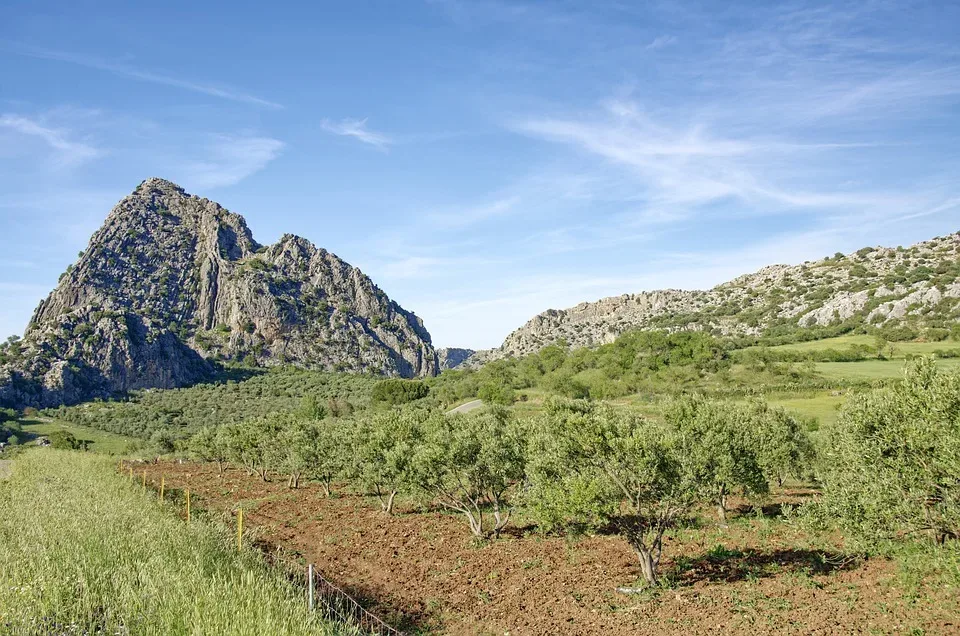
[216,460,224,475]
[321,481,331,497]
[637,549,658,586]
[716,488,728,523]
[383,490,398,515]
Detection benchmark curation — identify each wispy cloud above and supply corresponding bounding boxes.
[182,134,284,189]
[0,113,102,166]
[321,118,392,149]
[427,196,520,229]
[646,35,676,50]
[513,98,937,219]
[4,43,283,109]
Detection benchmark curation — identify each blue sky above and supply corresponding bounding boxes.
[1,1,959,349]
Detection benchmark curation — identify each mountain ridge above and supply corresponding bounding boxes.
[461,232,960,366]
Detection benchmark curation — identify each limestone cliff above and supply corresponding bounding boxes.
[0,178,437,407]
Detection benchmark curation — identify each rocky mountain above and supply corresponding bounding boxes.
[437,347,476,371]
[0,178,437,408]
[463,232,960,365]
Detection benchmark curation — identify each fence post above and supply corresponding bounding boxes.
[308,564,315,612]
[160,476,165,500]
[142,470,146,492]
[186,489,191,523]
[128,467,133,481]
[237,508,243,552]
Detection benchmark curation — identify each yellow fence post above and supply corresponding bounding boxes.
[186,489,191,523]
[142,470,146,492]
[160,476,165,500]
[128,467,133,481]
[237,508,243,552]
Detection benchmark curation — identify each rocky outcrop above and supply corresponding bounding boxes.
[0,178,437,408]
[437,347,476,370]
[477,232,960,362]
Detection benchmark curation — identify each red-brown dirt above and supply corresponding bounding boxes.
[137,462,959,635]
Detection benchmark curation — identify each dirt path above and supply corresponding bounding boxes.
[446,399,484,414]
[142,461,959,635]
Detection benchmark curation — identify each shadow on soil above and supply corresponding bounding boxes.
[668,547,860,586]
[250,537,440,635]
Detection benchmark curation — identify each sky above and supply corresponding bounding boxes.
[1,1,959,350]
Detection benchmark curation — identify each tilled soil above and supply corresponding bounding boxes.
[139,462,959,635]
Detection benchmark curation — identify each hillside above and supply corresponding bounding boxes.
[0,178,437,408]
[466,232,960,364]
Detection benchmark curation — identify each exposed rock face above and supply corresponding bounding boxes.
[472,232,960,362]
[0,178,437,408]
[437,347,476,370]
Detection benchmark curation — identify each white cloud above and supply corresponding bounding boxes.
[0,113,102,166]
[321,118,392,149]
[5,43,283,109]
[182,134,285,189]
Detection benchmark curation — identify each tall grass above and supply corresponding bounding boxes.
[0,449,346,635]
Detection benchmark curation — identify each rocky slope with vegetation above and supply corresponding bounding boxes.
[467,232,960,364]
[0,178,437,408]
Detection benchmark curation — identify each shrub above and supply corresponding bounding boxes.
[808,357,960,547]
[371,379,429,406]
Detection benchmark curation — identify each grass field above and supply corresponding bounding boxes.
[756,334,960,358]
[815,357,960,381]
[0,450,346,635]
[766,392,846,428]
[18,417,136,454]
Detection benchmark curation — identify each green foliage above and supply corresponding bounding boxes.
[431,329,729,404]
[47,430,89,451]
[525,399,692,586]
[664,396,769,522]
[0,450,338,634]
[412,407,525,538]
[350,408,425,513]
[297,394,328,420]
[370,378,429,406]
[808,357,960,549]
[49,367,377,441]
[0,409,20,444]
[744,401,815,486]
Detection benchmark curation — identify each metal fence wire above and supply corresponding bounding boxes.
[307,564,403,636]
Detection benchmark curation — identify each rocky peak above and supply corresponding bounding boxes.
[1,179,438,408]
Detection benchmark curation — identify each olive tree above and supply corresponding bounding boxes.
[413,407,525,539]
[744,400,815,487]
[219,417,282,481]
[269,414,317,489]
[351,408,423,514]
[664,396,769,523]
[810,357,960,547]
[310,418,349,497]
[525,399,694,586]
[188,426,228,473]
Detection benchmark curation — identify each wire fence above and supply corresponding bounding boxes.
[121,463,403,635]
[307,564,403,636]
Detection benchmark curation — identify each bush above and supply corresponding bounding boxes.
[808,357,960,548]
[371,379,429,406]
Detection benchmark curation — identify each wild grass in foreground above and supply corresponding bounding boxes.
[0,449,347,635]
